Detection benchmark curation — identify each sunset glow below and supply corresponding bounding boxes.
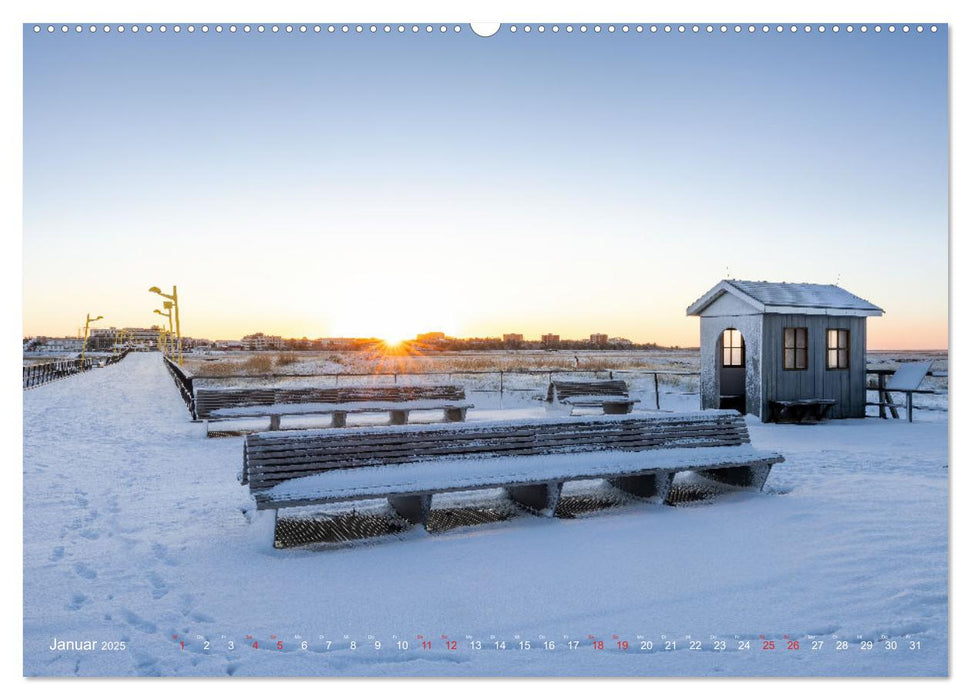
[22,26,947,350]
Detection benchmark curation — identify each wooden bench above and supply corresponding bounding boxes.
[768,399,836,424]
[242,410,784,546]
[197,385,471,436]
[547,380,640,414]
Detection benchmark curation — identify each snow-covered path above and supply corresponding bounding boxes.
[23,354,947,676]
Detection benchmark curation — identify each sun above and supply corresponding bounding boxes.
[382,334,406,348]
[331,306,421,347]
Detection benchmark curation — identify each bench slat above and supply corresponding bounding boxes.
[244,414,755,491]
[254,446,782,510]
[245,425,747,463]
[247,437,749,486]
[195,384,467,418]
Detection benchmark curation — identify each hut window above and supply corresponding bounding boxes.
[826,329,850,369]
[784,327,808,370]
[721,328,745,367]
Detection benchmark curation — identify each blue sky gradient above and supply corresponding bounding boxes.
[23,24,948,347]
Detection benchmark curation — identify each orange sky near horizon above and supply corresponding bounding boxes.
[21,297,948,352]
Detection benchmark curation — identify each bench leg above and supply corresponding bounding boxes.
[204,420,210,438]
[698,462,774,491]
[269,415,281,431]
[603,402,630,415]
[389,409,409,425]
[506,482,562,517]
[332,411,347,428]
[240,444,249,485]
[272,510,282,549]
[444,407,467,422]
[388,494,433,528]
[608,471,674,502]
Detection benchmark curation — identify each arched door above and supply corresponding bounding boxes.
[718,328,746,412]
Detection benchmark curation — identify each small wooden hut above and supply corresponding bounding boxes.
[686,280,883,421]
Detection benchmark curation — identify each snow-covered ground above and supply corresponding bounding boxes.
[22,353,947,676]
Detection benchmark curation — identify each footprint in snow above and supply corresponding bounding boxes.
[73,563,97,580]
[50,546,65,562]
[66,593,89,611]
[121,609,157,634]
[151,543,178,566]
[146,571,169,599]
[130,650,161,677]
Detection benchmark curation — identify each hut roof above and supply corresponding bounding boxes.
[686,280,884,317]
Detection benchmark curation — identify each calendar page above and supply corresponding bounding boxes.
[21,15,949,679]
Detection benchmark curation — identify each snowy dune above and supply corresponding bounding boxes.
[22,353,947,676]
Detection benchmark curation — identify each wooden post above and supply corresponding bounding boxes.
[877,373,887,419]
[886,389,900,420]
[907,392,914,423]
[609,472,674,502]
[699,462,774,491]
[388,494,432,527]
[654,372,660,410]
[444,407,466,422]
[506,482,562,517]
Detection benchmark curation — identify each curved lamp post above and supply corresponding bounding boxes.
[149,285,182,366]
[154,306,176,358]
[80,313,103,363]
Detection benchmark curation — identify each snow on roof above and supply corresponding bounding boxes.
[686,280,884,317]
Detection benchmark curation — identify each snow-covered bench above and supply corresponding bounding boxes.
[547,379,639,414]
[242,410,784,546]
[196,385,471,436]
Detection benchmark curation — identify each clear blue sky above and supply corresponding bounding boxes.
[23,24,948,347]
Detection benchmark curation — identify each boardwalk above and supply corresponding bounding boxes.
[22,354,948,676]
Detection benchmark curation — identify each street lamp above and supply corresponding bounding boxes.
[80,313,103,363]
[154,306,175,357]
[149,285,182,366]
[154,325,168,357]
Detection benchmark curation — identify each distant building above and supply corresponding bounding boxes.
[242,332,284,351]
[90,326,166,350]
[34,337,83,353]
[541,333,560,348]
[590,333,608,346]
[502,333,525,349]
[687,279,883,421]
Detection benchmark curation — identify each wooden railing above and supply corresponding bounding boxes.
[162,356,196,418]
[22,348,131,390]
[187,368,700,412]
